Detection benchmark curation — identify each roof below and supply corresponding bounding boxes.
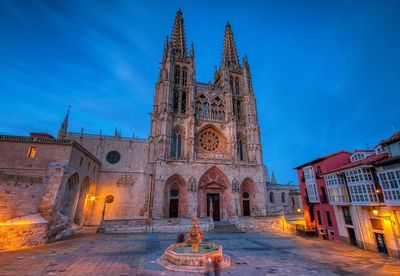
[373,155,400,167]
[324,153,389,174]
[29,132,54,139]
[379,132,400,146]
[353,150,375,153]
[294,150,352,169]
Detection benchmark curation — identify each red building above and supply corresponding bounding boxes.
[295,151,352,241]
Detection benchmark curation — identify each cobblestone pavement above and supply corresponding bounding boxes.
[0,231,399,275]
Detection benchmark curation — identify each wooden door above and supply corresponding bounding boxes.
[169,198,179,218]
[243,200,250,216]
[207,193,220,221]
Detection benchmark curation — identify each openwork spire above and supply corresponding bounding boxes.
[170,9,187,58]
[222,22,239,69]
[58,105,70,138]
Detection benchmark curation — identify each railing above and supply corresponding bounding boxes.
[66,132,148,143]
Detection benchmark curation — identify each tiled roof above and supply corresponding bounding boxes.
[324,153,389,174]
[294,150,352,169]
[379,132,400,146]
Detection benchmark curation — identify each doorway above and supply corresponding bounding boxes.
[207,193,220,221]
[243,200,250,216]
[375,233,388,254]
[169,198,179,218]
[347,227,357,247]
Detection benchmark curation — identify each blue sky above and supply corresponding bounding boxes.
[1,0,399,183]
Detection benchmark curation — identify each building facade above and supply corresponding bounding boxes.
[61,10,266,224]
[297,132,400,258]
[0,11,268,250]
[295,151,352,241]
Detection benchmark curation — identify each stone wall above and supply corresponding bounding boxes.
[0,214,48,251]
[0,173,46,221]
[236,216,295,233]
[99,218,214,233]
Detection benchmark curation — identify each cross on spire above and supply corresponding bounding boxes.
[222,22,239,69]
[170,9,187,58]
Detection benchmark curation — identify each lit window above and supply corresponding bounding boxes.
[27,147,37,158]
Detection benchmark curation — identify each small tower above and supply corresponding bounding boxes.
[58,106,70,139]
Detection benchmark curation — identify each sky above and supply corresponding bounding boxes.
[1,0,399,184]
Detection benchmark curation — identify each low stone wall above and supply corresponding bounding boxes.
[99,218,214,233]
[236,216,295,233]
[0,214,48,251]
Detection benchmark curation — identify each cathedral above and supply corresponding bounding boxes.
[61,10,266,223]
[0,10,270,249]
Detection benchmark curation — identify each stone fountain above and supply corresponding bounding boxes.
[158,211,230,273]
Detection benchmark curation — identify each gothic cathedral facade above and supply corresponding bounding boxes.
[58,10,267,224]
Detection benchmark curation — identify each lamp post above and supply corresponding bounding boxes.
[101,195,114,224]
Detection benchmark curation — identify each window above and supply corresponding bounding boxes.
[345,168,378,204]
[182,67,187,86]
[326,211,333,227]
[170,189,179,198]
[87,162,91,170]
[174,65,180,85]
[317,210,322,225]
[281,192,286,203]
[173,89,179,113]
[343,207,353,225]
[27,147,37,158]
[304,166,319,203]
[181,91,186,114]
[291,196,295,206]
[237,138,244,161]
[106,151,121,164]
[242,192,249,199]
[171,132,182,159]
[199,130,220,152]
[235,77,240,95]
[378,169,400,203]
[80,157,83,166]
[269,192,275,203]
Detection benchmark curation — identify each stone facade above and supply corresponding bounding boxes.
[266,183,303,215]
[62,10,267,224]
[0,135,100,249]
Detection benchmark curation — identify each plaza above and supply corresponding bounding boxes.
[1,229,399,275]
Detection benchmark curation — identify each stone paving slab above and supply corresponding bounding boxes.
[0,232,399,275]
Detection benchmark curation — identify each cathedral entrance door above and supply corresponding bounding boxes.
[207,193,220,221]
[169,198,179,218]
[243,200,250,216]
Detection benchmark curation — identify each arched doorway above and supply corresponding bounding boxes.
[60,173,80,223]
[73,177,90,226]
[164,174,188,218]
[198,166,232,221]
[240,178,257,217]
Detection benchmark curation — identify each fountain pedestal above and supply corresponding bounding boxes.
[158,212,230,273]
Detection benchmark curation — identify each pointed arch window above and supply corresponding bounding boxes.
[237,138,244,161]
[182,67,187,86]
[174,66,181,86]
[235,77,240,95]
[269,192,275,204]
[281,192,286,203]
[171,132,182,159]
[173,89,179,113]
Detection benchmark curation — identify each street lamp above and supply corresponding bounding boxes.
[101,195,114,224]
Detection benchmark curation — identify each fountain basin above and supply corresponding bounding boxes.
[158,242,230,273]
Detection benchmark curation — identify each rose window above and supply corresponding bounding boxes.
[199,130,220,152]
